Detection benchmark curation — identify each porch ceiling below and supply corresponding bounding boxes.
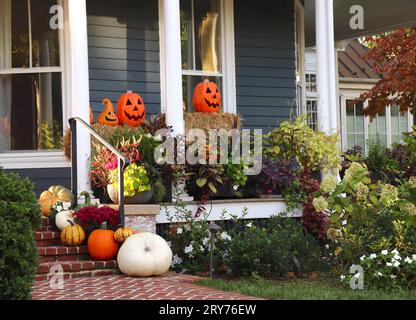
[305,0,416,46]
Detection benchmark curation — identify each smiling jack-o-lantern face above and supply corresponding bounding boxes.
[193,79,221,113]
[97,99,119,126]
[116,91,146,127]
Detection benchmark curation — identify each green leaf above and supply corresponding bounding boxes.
[208,182,217,194]
[196,178,208,188]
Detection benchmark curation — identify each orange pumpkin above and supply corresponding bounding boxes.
[88,223,120,261]
[89,107,94,125]
[116,91,146,127]
[193,79,221,113]
[97,99,119,126]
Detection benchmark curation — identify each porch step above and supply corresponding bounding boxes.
[34,231,62,247]
[37,246,90,263]
[35,215,120,282]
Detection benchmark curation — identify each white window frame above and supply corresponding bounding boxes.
[159,0,236,114]
[0,0,70,169]
[295,0,306,116]
[340,93,414,153]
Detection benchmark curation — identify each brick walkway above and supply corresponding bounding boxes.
[32,273,260,300]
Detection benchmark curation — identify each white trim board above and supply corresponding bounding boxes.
[157,198,302,224]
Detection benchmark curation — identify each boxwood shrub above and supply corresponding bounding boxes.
[0,169,41,300]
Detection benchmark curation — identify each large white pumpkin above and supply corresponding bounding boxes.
[55,210,75,231]
[117,233,172,277]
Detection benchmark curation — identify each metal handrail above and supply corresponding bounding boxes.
[69,117,130,226]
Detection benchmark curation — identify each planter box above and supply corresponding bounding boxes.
[157,198,301,224]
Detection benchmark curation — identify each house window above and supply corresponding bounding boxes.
[305,73,317,130]
[0,0,65,156]
[180,0,234,113]
[341,97,414,153]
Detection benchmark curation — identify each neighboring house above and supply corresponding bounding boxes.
[0,0,416,195]
[305,40,415,154]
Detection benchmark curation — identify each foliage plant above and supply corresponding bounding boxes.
[0,169,40,300]
[312,161,416,289]
[264,116,340,173]
[109,163,151,197]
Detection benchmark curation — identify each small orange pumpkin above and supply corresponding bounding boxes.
[193,79,221,113]
[97,99,119,126]
[116,91,146,127]
[88,222,120,261]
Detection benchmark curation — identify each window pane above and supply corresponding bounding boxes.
[345,100,365,150]
[10,0,30,68]
[180,0,193,70]
[182,75,222,112]
[306,100,317,131]
[194,0,221,72]
[31,0,60,67]
[0,72,63,152]
[368,111,387,147]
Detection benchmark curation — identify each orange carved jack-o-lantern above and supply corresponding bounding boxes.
[97,99,119,127]
[193,79,221,113]
[89,107,94,125]
[116,91,146,127]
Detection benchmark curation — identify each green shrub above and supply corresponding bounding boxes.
[0,169,41,300]
[225,217,328,278]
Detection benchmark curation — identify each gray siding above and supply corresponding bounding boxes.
[6,168,71,197]
[234,0,297,131]
[86,0,161,118]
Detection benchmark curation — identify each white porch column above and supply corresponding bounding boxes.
[66,0,92,195]
[159,0,185,136]
[315,0,338,135]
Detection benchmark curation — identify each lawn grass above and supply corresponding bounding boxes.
[199,277,416,300]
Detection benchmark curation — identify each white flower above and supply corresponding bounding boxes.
[369,254,377,260]
[62,202,72,211]
[177,228,183,235]
[171,255,183,267]
[200,246,205,252]
[220,232,231,241]
[391,249,399,255]
[376,272,383,277]
[341,220,347,226]
[340,275,346,281]
[233,185,239,191]
[381,250,389,255]
[325,244,330,250]
[394,255,402,261]
[404,257,413,264]
[55,205,63,212]
[246,223,253,228]
[202,237,210,246]
[393,260,400,268]
[386,262,393,267]
[412,254,416,261]
[360,255,366,261]
[184,244,193,255]
[390,275,397,279]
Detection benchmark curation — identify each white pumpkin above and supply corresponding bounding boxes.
[55,210,75,231]
[117,233,172,277]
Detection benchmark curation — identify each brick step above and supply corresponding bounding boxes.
[37,260,117,274]
[34,269,120,282]
[38,246,90,263]
[35,231,62,247]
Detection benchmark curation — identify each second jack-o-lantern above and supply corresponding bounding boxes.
[193,79,221,113]
[116,91,146,127]
[97,99,119,126]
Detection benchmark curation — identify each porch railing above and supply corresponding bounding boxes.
[69,117,129,226]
